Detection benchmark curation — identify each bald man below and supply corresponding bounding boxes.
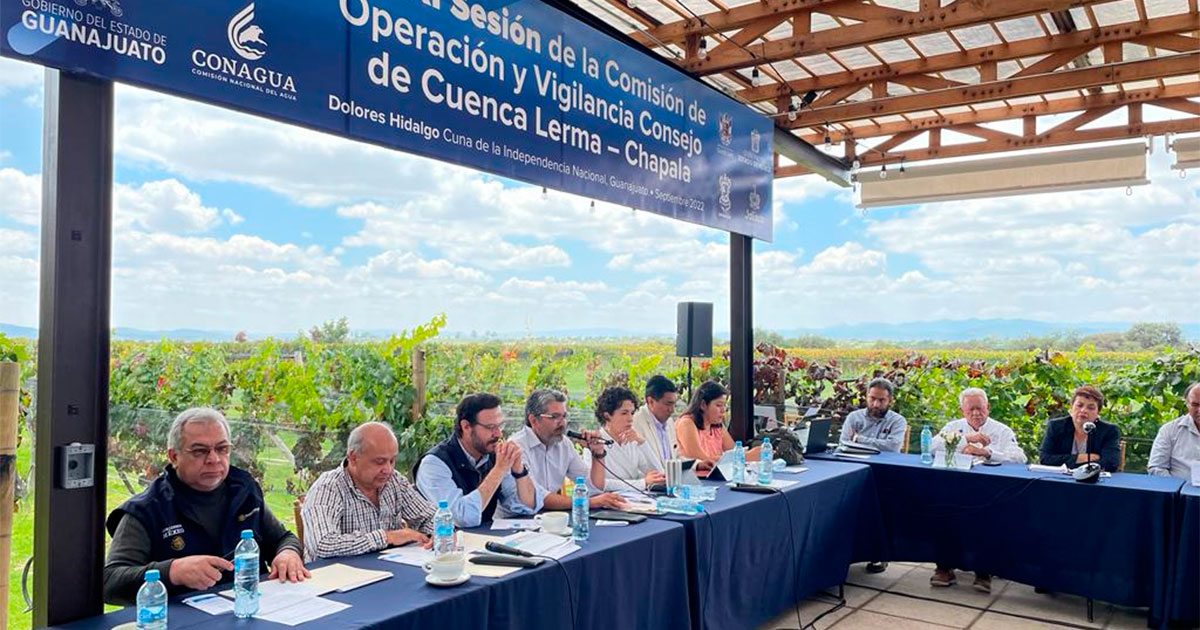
[301,422,436,560]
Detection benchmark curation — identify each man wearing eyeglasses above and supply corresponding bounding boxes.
[414,392,545,527]
[511,389,628,510]
[103,407,308,605]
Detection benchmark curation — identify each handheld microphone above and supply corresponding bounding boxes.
[485,541,533,557]
[566,430,613,445]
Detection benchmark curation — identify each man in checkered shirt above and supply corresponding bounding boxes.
[301,422,436,561]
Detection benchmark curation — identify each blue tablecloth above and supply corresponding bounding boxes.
[815,452,1185,626]
[656,459,874,630]
[44,517,691,630]
[1169,483,1199,627]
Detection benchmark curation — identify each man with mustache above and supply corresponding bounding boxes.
[414,392,544,527]
[302,422,435,560]
[511,389,627,510]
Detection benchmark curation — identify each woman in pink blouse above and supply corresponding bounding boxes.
[676,381,759,472]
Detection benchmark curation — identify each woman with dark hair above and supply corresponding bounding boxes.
[676,381,759,469]
[1039,385,1122,472]
[583,386,667,490]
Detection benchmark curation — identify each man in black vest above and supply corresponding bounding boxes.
[103,408,307,605]
[415,393,543,527]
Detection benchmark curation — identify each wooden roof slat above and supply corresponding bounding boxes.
[784,52,1199,126]
[796,82,1200,141]
[735,12,1197,102]
[670,0,1118,74]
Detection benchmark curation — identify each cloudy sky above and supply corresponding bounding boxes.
[1,57,1197,337]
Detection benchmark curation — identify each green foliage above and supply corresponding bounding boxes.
[308,316,351,343]
[0,332,30,363]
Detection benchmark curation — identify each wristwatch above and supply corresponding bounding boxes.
[512,466,529,479]
[593,449,607,459]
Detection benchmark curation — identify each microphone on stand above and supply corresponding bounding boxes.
[566,430,613,445]
[1072,421,1101,484]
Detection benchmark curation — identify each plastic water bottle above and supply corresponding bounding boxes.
[758,438,774,485]
[656,496,703,515]
[433,500,455,556]
[571,476,589,542]
[732,441,746,483]
[233,529,260,619]
[135,569,167,630]
[920,425,934,465]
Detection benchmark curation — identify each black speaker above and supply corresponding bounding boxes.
[676,302,713,358]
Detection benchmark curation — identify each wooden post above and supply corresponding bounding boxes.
[0,361,20,629]
[412,348,427,421]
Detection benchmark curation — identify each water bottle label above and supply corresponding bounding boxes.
[137,606,165,623]
[235,557,248,571]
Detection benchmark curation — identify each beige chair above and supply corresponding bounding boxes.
[901,424,911,454]
[1118,439,1126,472]
[293,497,305,550]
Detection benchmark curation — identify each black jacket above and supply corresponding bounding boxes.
[1038,416,1121,472]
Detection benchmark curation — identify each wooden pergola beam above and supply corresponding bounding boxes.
[797,83,1200,142]
[735,13,1197,103]
[786,53,1200,127]
[685,0,1113,75]
[630,0,854,47]
[851,118,1199,166]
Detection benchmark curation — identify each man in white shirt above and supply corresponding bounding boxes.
[632,375,680,470]
[932,387,1027,465]
[929,387,1026,593]
[509,389,626,511]
[584,386,667,491]
[1147,382,1200,481]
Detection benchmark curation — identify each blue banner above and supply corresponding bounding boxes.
[2,0,774,239]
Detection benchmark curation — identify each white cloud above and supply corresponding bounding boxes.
[0,58,41,96]
[115,179,230,233]
[0,168,40,226]
[0,228,37,255]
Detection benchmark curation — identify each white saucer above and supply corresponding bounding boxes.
[425,572,470,587]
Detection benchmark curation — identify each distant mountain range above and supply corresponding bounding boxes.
[3,319,1197,342]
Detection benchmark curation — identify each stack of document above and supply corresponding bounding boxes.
[1028,463,1113,478]
[499,531,580,560]
[837,440,880,455]
[214,563,390,626]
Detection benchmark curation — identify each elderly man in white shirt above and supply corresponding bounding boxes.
[632,375,680,470]
[932,387,1027,465]
[509,389,627,511]
[1147,382,1200,481]
[584,386,667,492]
[929,387,1026,594]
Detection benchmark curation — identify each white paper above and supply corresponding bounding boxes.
[500,531,579,559]
[594,520,628,527]
[767,479,798,488]
[254,592,350,627]
[220,579,320,600]
[491,518,540,531]
[782,465,808,474]
[183,593,233,615]
[835,452,871,460]
[378,545,435,567]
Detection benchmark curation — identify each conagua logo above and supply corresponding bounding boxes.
[228,3,267,61]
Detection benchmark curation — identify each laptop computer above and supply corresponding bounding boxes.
[805,418,832,454]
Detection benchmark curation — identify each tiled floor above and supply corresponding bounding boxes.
[758,563,1161,630]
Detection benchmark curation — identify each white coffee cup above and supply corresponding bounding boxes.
[535,512,570,535]
[423,552,466,581]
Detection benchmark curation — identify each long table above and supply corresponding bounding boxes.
[813,451,1186,627]
[1169,483,1199,627]
[46,517,692,630]
[656,459,877,630]
[43,460,874,630]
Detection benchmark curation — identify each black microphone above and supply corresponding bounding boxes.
[1073,421,1101,484]
[566,430,613,445]
[485,541,534,557]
